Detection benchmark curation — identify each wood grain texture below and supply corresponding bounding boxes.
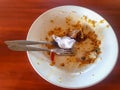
[0,0,120,90]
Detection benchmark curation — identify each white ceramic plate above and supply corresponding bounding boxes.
[27,6,118,89]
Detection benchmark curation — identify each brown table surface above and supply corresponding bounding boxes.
[0,0,120,90]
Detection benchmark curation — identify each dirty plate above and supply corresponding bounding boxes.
[26,6,118,89]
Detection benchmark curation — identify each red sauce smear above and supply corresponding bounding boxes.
[50,52,55,66]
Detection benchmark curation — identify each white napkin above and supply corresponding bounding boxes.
[52,35,76,49]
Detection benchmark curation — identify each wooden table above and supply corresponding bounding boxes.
[0,0,120,90]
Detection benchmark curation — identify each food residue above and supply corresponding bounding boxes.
[50,19,54,23]
[37,62,40,65]
[99,20,105,23]
[45,16,101,71]
[50,52,55,66]
[60,63,65,67]
[58,77,62,83]
[106,24,109,28]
